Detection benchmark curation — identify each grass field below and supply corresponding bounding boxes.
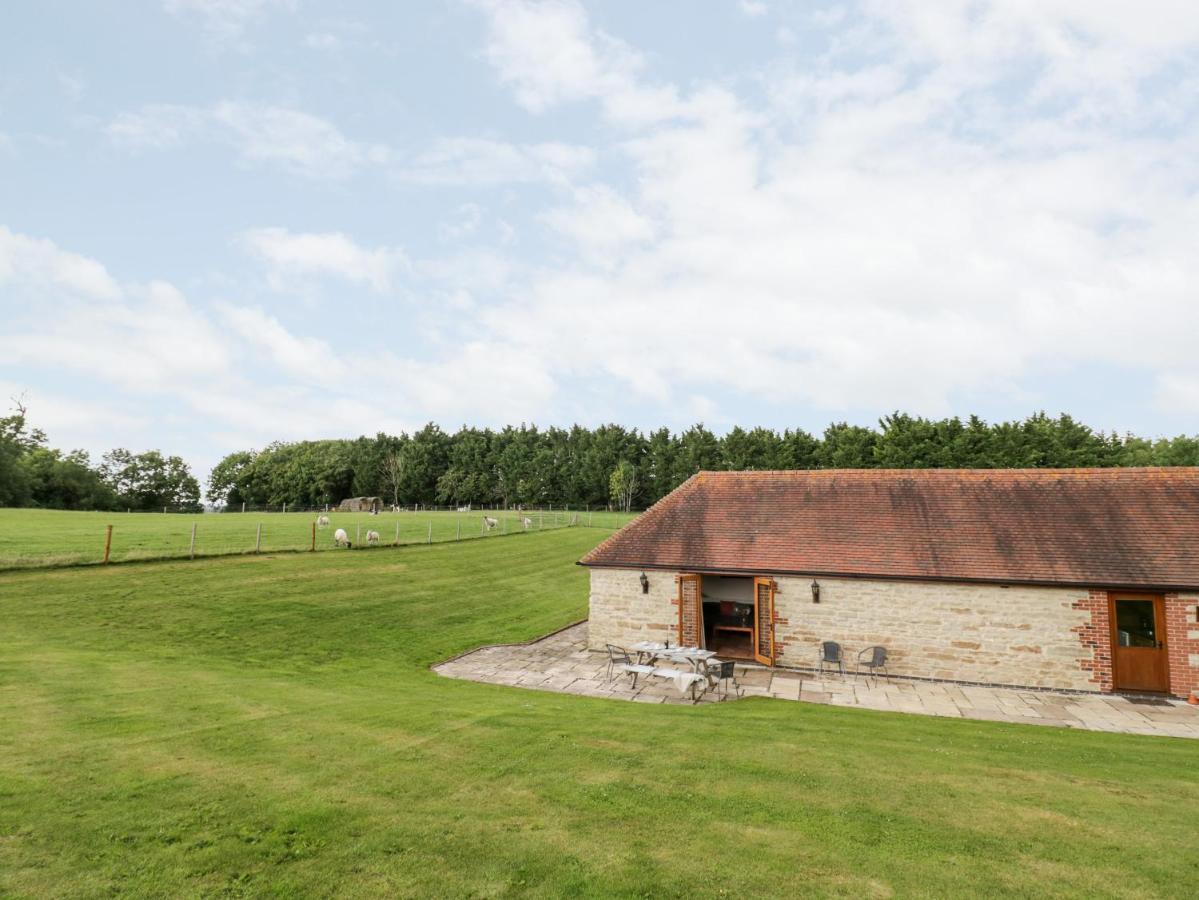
[0,507,637,570]
[2,529,1198,897]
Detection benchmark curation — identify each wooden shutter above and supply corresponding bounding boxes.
[677,574,703,649]
[753,577,775,665]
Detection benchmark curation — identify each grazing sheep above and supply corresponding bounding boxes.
[482,515,498,531]
[521,516,533,530]
[317,515,330,528]
[333,527,352,549]
[366,530,380,545]
[456,504,471,513]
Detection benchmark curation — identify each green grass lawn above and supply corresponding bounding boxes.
[0,507,636,570]
[2,529,1198,898]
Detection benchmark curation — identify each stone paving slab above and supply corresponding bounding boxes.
[433,623,1199,738]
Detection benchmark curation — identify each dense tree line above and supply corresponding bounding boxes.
[0,400,201,512]
[206,413,1199,511]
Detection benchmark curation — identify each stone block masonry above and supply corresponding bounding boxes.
[770,574,1097,692]
[590,567,1104,693]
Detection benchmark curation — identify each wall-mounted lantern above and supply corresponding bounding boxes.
[639,571,650,594]
[810,579,821,603]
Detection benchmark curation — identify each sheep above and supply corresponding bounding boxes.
[333,527,352,549]
[316,515,330,528]
[482,515,498,531]
[521,516,533,530]
[456,504,471,513]
[366,530,380,545]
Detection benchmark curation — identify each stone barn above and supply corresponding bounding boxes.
[337,496,382,513]
[580,468,1199,698]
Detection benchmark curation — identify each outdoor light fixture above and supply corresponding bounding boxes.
[639,572,650,594]
[811,579,821,603]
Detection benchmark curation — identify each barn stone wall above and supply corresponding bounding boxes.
[769,574,1095,691]
[588,567,1102,692]
[587,567,679,651]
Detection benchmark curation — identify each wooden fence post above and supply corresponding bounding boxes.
[189,523,197,560]
[311,521,316,552]
[356,524,361,547]
[456,520,461,541]
[255,523,262,553]
[103,524,113,563]
[427,522,432,544]
[503,517,508,534]
[283,503,287,515]
[242,501,246,513]
[395,521,400,546]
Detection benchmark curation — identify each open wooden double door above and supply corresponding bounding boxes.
[677,574,775,665]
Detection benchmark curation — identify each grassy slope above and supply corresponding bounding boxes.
[1,530,1197,898]
[0,507,635,569]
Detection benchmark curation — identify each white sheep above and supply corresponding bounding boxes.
[521,516,533,530]
[333,527,352,549]
[482,515,498,531]
[366,530,380,545]
[317,515,330,528]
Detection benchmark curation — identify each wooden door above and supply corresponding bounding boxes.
[1109,594,1169,692]
[677,574,703,649]
[753,577,775,666]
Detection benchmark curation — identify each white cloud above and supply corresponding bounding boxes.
[469,0,683,125]
[218,305,347,380]
[396,137,594,186]
[738,1,768,18]
[164,0,296,42]
[240,227,408,292]
[461,0,1199,420]
[541,185,654,261]
[107,102,388,179]
[303,32,341,50]
[106,104,204,150]
[0,226,121,299]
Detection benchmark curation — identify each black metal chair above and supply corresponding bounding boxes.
[855,646,889,684]
[708,660,741,699]
[818,641,844,677]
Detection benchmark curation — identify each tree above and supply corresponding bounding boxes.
[101,449,202,512]
[206,450,255,506]
[23,448,117,510]
[379,449,407,508]
[609,460,639,512]
[0,397,40,507]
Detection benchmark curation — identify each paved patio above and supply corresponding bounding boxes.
[434,622,1199,739]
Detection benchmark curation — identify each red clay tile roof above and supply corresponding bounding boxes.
[580,468,1199,590]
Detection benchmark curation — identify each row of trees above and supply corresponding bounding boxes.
[206,413,1199,512]
[0,400,202,512]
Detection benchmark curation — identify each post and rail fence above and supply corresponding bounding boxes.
[1,506,640,572]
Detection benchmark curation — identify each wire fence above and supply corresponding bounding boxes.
[0,507,638,572]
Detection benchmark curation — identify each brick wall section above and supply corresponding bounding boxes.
[590,568,1103,692]
[1165,593,1199,699]
[1071,590,1113,692]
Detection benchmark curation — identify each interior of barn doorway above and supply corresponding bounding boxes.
[701,575,757,660]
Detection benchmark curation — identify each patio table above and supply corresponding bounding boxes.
[630,640,669,665]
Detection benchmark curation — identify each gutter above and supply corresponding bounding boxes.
[575,559,1199,594]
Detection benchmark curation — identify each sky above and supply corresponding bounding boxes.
[2,0,1199,481]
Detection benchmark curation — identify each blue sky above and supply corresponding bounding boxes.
[2,0,1199,480]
